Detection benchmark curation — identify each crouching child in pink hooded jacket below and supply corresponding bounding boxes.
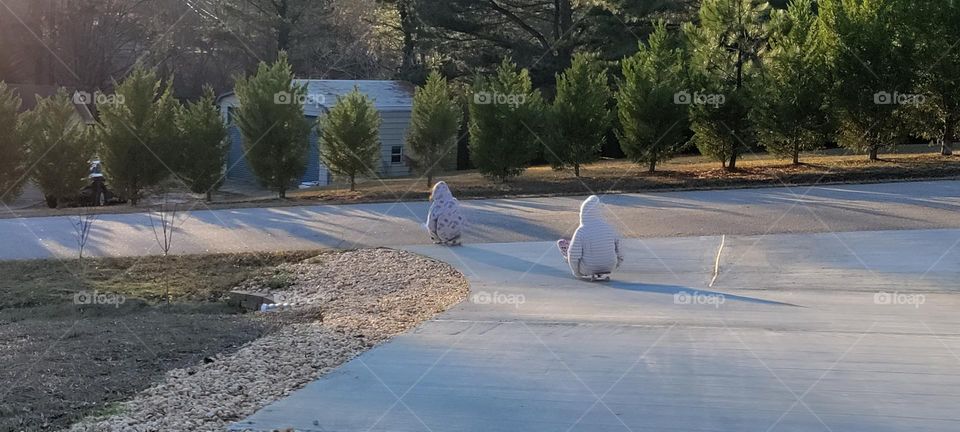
[557,195,623,281]
[426,181,464,246]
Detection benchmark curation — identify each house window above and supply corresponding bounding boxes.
[391,145,403,164]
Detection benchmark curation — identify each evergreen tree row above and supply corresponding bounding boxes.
[0,68,227,207]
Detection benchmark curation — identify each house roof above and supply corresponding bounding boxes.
[8,84,97,125]
[218,79,416,115]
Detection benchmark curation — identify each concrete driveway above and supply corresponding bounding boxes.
[231,229,960,431]
[6,180,957,430]
[1,180,959,260]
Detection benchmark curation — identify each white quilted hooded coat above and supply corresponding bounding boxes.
[426,181,464,243]
[567,195,623,277]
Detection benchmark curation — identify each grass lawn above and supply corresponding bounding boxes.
[0,250,321,432]
[292,150,960,204]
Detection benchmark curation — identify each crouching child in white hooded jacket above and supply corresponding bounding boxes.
[557,195,623,281]
[426,181,464,246]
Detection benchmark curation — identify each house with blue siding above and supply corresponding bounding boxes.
[217,80,416,186]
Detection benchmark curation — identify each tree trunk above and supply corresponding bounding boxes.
[869,146,879,161]
[279,188,286,199]
[206,190,213,202]
[426,175,433,189]
[278,25,291,54]
[397,0,420,82]
[574,164,580,177]
[727,150,738,171]
[276,0,291,54]
[552,0,575,79]
[648,159,657,173]
[129,179,140,205]
[793,149,800,165]
[943,119,955,156]
[730,7,743,174]
[350,175,356,191]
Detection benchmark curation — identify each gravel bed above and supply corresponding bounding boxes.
[67,248,469,432]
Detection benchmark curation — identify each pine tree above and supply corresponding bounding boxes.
[911,1,960,156]
[176,87,228,201]
[751,0,832,164]
[406,71,461,187]
[98,65,180,205]
[234,53,312,198]
[551,53,611,177]
[21,89,93,208]
[819,0,917,161]
[0,82,23,203]
[468,59,546,182]
[685,0,770,170]
[412,0,692,87]
[318,88,382,191]
[588,0,700,63]
[617,22,690,173]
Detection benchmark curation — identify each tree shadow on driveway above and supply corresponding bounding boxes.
[606,281,801,307]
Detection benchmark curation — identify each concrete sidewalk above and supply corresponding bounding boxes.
[231,229,960,432]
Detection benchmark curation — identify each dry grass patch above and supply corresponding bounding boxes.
[0,250,323,431]
[0,250,324,309]
[1,249,470,432]
[291,152,960,204]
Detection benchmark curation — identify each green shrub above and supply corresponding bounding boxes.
[176,87,228,201]
[233,53,312,198]
[617,23,689,172]
[0,82,24,203]
[751,0,832,164]
[21,89,93,208]
[406,71,461,187]
[551,53,611,177]
[468,59,546,182]
[318,88,382,191]
[97,66,179,204]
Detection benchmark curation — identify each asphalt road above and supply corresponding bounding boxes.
[1,180,958,260]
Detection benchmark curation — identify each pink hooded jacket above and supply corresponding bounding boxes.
[426,181,464,243]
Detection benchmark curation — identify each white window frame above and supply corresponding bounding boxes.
[390,145,403,165]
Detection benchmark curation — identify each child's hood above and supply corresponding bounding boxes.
[431,181,454,203]
[579,195,604,225]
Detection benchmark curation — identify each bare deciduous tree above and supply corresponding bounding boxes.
[0,0,155,89]
[149,197,180,302]
[149,201,179,258]
[72,209,97,274]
